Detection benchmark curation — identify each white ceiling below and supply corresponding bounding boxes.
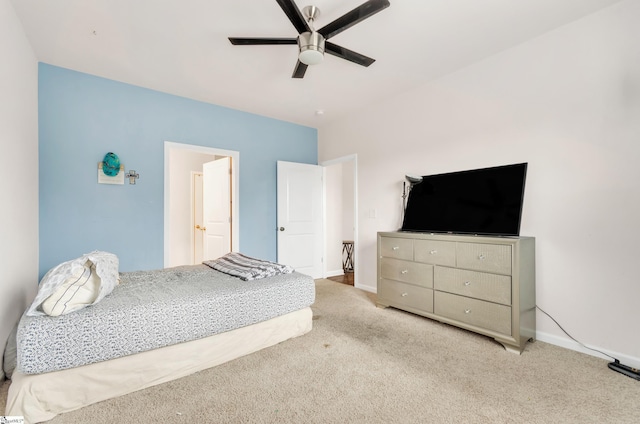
[11,0,621,129]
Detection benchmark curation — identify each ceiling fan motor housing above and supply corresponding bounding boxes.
[298,31,325,65]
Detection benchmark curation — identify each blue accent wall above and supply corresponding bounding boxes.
[38,63,317,278]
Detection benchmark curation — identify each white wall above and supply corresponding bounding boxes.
[319,0,640,365]
[0,0,38,379]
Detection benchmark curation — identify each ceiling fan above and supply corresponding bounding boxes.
[228,0,391,79]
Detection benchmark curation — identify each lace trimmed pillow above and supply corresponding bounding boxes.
[27,251,120,317]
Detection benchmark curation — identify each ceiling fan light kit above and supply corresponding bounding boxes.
[228,0,391,78]
[298,31,325,65]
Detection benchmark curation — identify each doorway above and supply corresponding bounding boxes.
[164,142,239,268]
[322,155,358,287]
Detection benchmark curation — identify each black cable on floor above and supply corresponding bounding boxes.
[535,305,618,362]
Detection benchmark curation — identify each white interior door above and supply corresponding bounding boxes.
[192,172,204,264]
[277,161,323,278]
[203,157,232,261]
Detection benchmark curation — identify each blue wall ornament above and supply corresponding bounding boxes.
[102,152,121,176]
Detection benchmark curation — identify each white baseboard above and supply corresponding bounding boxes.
[325,269,344,278]
[355,282,376,293]
[352,285,640,369]
[535,331,640,369]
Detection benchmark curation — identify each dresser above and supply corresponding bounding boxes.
[377,231,535,354]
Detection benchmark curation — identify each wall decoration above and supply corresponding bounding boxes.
[98,152,124,184]
[125,170,140,184]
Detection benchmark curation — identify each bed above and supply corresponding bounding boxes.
[4,252,315,423]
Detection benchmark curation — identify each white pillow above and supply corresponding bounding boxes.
[27,251,120,316]
[40,260,101,316]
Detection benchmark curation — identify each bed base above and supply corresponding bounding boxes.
[6,307,312,423]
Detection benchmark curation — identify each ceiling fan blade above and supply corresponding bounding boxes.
[276,0,311,34]
[318,0,390,40]
[292,61,308,79]
[325,42,375,67]
[229,37,297,45]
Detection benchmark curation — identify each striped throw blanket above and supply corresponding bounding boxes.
[203,252,294,281]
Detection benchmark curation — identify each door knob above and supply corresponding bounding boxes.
[279,227,285,231]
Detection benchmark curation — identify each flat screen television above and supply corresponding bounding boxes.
[401,163,527,236]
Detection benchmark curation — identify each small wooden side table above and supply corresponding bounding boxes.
[342,240,354,273]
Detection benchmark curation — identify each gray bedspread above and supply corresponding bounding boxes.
[16,265,315,375]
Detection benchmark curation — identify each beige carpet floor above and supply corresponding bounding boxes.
[2,279,639,423]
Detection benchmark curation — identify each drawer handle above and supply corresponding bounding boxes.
[401,269,408,274]
[464,309,471,314]
[464,281,471,286]
[430,250,437,255]
[392,246,400,251]
[478,254,486,260]
[401,292,408,297]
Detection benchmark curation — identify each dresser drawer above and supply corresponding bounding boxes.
[414,239,456,266]
[380,237,413,260]
[379,279,433,313]
[434,292,511,335]
[434,267,511,306]
[380,258,433,288]
[456,243,512,275]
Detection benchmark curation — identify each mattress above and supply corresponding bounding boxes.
[16,264,315,374]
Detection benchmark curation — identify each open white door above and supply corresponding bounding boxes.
[192,172,204,264]
[277,161,323,278]
[202,157,232,261]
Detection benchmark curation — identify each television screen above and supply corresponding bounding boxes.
[401,163,527,236]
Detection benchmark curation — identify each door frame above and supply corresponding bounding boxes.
[320,154,359,288]
[164,141,240,267]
